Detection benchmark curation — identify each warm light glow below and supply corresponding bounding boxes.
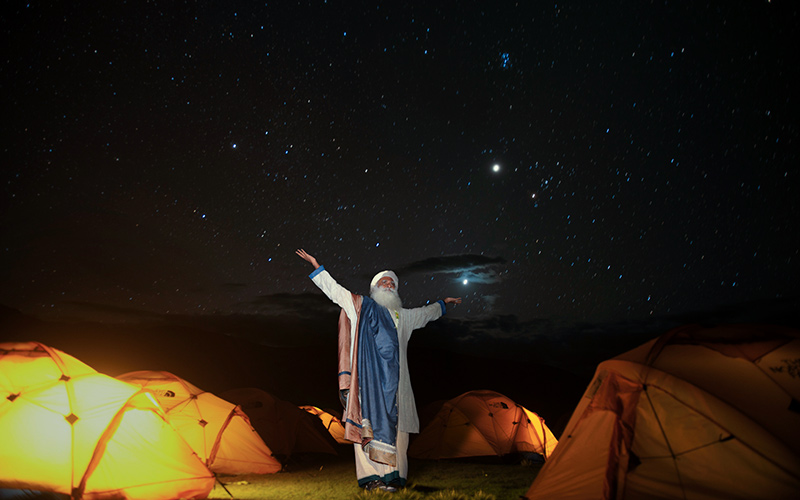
[0,342,215,499]
[117,370,281,474]
[300,405,348,444]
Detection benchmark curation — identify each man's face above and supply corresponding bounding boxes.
[376,277,396,290]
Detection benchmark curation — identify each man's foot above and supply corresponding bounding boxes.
[364,480,398,493]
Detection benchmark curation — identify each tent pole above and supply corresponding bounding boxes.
[215,475,234,498]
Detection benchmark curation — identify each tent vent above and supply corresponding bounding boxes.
[60,374,70,382]
[65,413,79,425]
[719,434,734,442]
[7,392,19,402]
[198,419,208,427]
[789,398,800,414]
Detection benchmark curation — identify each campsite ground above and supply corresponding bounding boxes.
[208,450,541,500]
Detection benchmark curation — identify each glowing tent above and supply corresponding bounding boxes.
[299,405,349,444]
[220,388,339,458]
[117,371,281,475]
[524,323,800,500]
[0,342,214,500]
[408,390,558,460]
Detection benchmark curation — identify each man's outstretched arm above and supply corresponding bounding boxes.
[406,296,463,330]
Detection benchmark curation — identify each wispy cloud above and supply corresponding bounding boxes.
[396,254,507,284]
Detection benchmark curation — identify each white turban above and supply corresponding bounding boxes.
[370,270,399,291]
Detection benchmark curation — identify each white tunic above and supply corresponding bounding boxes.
[310,266,445,433]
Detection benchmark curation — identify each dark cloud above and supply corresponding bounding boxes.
[414,295,800,375]
[243,292,340,317]
[12,293,798,379]
[57,301,176,323]
[396,255,507,284]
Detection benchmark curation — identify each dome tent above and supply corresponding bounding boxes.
[409,389,557,460]
[220,387,339,459]
[117,371,281,475]
[0,342,214,499]
[524,323,800,500]
[299,405,349,445]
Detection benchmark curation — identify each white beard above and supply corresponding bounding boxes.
[370,286,403,311]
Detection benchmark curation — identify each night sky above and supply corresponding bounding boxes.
[2,1,798,336]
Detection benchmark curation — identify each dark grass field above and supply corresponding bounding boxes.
[209,450,541,500]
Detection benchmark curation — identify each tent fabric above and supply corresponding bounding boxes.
[408,390,558,460]
[299,405,349,445]
[117,371,281,475]
[220,388,338,458]
[0,342,214,500]
[524,323,800,500]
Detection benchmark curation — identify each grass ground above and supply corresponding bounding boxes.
[207,451,541,500]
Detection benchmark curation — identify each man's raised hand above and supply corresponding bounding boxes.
[296,249,320,269]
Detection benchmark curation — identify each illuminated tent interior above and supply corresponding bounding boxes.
[0,342,214,500]
[299,405,349,445]
[524,323,800,500]
[116,371,281,475]
[220,387,339,459]
[408,389,558,460]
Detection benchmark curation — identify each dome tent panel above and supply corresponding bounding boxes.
[0,342,214,500]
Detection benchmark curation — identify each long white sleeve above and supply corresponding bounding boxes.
[309,266,358,324]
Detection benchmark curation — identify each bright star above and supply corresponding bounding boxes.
[462,279,469,285]
[492,164,501,173]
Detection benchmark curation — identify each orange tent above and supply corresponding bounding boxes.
[409,390,557,460]
[299,405,349,444]
[524,324,800,500]
[117,371,281,475]
[0,342,214,499]
[220,388,339,458]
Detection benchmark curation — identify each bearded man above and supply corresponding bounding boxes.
[296,249,461,492]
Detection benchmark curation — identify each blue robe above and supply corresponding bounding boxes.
[355,297,400,465]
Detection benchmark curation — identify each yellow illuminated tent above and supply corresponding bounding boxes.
[117,371,281,475]
[220,388,339,459]
[299,405,349,444]
[408,390,557,460]
[524,323,800,500]
[0,342,214,500]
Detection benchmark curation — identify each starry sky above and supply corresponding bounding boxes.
[2,1,798,336]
